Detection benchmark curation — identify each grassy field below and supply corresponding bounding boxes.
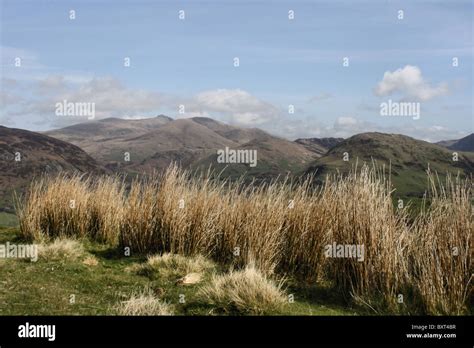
[8,164,473,316]
[0,226,359,315]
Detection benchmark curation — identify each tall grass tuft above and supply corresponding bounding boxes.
[321,166,411,312]
[409,172,472,314]
[197,264,287,315]
[16,174,123,244]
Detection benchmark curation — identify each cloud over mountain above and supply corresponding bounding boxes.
[192,89,281,126]
[374,65,449,101]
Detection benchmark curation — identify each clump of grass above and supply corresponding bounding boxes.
[408,173,473,315]
[228,182,287,273]
[17,175,91,241]
[197,264,287,315]
[87,176,125,244]
[37,239,84,261]
[279,178,331,281]
[116,288,174,316]
[16,174,123,245]
[135,252,215,280]
[320,166,411,313]
[120,174,162,253]
[153,166,226,258]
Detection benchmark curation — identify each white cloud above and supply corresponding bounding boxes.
[2,76,283,129]
[192,89,280,125]
[1,76,171,128]
[57,77,166,115]
[335,116,358,127]
[329,116,373,138]
[374,65,449,101]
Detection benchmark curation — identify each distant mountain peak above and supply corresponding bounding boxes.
[437,133,474,152]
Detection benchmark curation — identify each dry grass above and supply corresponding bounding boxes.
[16,164,473,314]
[135,252,215,279]
[16,174,123,244]
[116,288,174,316]
[197,264,287,315]
[82,256,99,267]
[320,167,411,312]
[37,239,84,261]
[408,172,473,314]
[176,272,202,285]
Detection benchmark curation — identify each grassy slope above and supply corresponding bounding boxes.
[305,132,474,199]
[0,227,358,316]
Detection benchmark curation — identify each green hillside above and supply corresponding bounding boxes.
[304,132,474,199]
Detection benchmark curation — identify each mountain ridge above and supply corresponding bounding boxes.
[0,125,106,212]
[436,133,474,152]
[304,132,474,198]
[45,116,323,177]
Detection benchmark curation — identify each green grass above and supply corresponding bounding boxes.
[0,212,18,227]
[0,227,363,316]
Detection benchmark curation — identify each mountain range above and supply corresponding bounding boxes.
[45,116,324,178]
[0,116,472,220]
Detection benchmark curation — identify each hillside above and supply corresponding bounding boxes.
[192,132,319,180]
[304,132,474,198]
[440,133,474,152]
[0,126,106,214]
[45,115,173,163]
[294,137,344,155]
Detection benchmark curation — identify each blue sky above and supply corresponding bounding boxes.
[1,0,473,141]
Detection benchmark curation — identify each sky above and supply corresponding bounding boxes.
[0,0,473,141]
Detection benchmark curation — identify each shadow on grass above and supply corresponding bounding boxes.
[286,279,363,314]
[0,226,25,244]
[86,243,146,265]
